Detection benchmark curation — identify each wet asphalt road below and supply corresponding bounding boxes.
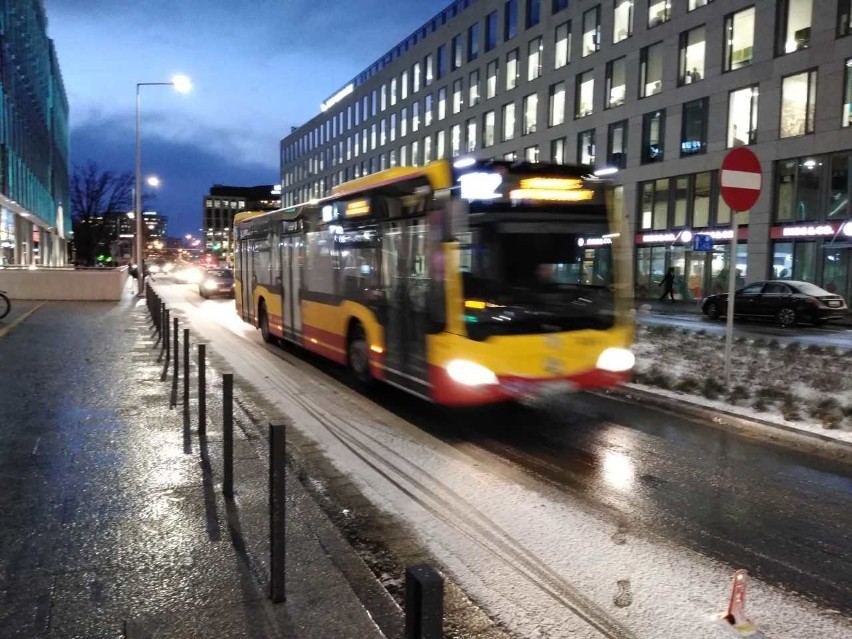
[161,278,852,616]
[636,310,852,349]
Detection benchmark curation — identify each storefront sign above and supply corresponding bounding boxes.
[578,237,612,247]
[770,222,852,239]
[637,228,741,244]
[639,232,677,244]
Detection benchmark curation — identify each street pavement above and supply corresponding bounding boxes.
[0,291,398,638]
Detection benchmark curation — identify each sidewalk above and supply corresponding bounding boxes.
[0,294,399,638]
[0,299,47,338]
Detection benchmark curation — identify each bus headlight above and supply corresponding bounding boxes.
[446,359,498,386]
[596,348,635,372]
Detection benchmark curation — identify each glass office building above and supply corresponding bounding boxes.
[0,0,70,266]
[281,0,852,303]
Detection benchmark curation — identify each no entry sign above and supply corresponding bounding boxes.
[720,148,762,212]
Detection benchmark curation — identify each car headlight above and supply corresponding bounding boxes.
[203,280,218,290]
[446,359,498,386]
[596,348,635,373]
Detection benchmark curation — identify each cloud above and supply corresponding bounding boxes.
[71,115,276,236]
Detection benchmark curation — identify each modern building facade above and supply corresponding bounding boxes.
[0,0,70,266]
[202,184,279,262]
[281,0,852,304]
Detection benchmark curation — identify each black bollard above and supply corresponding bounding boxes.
[183,329,190,410]
[164,309,170,358]
[173,317,179,380]
[223,373,234,499]
[405,564,444,639]
[198,344,206,435]
[269,423,286,603]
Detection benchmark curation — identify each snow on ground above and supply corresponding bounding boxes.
[157,287,852,639]
[632,324,852,444]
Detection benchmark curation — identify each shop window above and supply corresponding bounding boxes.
[607,120,628,168]
[648,1,670,27]
[693,172,711,228]
[527,0,541,28]
[503,102,517,140]
[578,129,596,165]
[796,158,821,220]
[528,37,543,80]
[794,241,817,283]
[772,242,794,278]
[712,243,748,293]
[575,70,595,118]
[724,8,755,72]
[486,11,498,51]
[728,86,758,147]
[606,57,627,109]
[777,0,812,55]
[681,98,708,156]
[487,60,499,99]
[483,111,496,147]
[555,21,571,68]
[507,49,520,90]
[780,70,817,138]
[641,110,665,164]
[673,177,688,227]
[523,93,538,134]
[613,0,633,44]
[844,59,852,128]
[775,160,796,221]
[653,178,669,229]
[640,43,663,97]
[823,248,849,295]
[829,155,850,218]
[840,0,852,37]
[549,81,566,126]
[551,137,566,164]
[505,0,519,40]
[679,26,706,86]
[583,6,601,57]
[640,182,654,229]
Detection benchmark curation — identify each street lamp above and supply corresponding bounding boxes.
[135,74,192,295]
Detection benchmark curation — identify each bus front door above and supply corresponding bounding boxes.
[241,242,254,324]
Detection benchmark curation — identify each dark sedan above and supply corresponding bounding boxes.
[199,268,234,299]
[702,280,848,327]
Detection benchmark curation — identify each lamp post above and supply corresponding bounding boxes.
[135,74,192,295]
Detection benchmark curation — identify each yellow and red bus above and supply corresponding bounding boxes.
[233,159,633,406]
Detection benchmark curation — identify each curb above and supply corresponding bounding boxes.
[598,384,852,465]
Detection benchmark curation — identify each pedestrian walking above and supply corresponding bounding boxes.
[659,267,676,302]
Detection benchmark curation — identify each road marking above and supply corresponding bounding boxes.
[0,302,46,339]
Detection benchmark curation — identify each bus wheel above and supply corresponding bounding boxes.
[259,303,274,344]
[348,323,372,386]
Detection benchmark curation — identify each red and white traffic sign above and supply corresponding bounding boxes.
[720,148,762,212]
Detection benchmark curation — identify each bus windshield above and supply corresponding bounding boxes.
[459,221,616,339]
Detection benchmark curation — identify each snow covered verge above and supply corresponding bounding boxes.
[631,324,852,445]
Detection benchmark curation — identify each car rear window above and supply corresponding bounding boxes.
[792,282,831,296]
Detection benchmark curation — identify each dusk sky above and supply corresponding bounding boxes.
[45,0,448,237]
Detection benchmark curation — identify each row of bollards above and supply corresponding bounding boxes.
[144,285,444,636]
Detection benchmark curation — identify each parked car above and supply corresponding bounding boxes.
[199,268,234,299]
[701,280,848,327]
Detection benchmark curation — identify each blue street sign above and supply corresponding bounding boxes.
[693,234,713,252]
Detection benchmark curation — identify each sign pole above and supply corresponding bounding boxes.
[723,216,739,386]
[719,147,762,388]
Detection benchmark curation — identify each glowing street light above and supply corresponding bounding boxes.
[134,74,192,295]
